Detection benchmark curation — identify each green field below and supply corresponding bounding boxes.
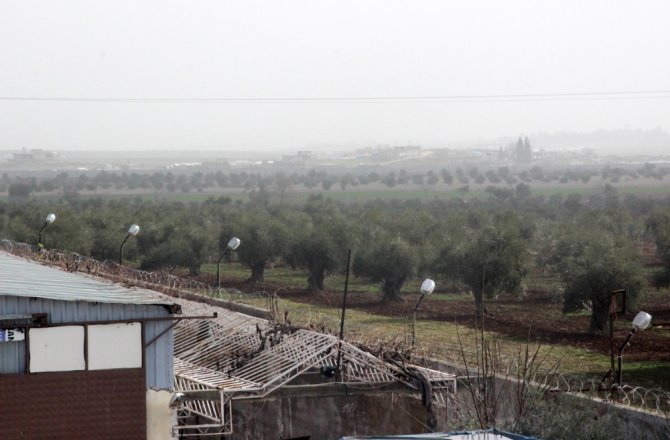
[206,261,670,390]
[6,181,670,204]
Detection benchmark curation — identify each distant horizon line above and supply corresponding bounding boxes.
[1,127,668,154]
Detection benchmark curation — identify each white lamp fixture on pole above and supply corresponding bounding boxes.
[119,224,140,265]
[38,213,56,248]
[217,237,241,288]
[412,279,436,348]
[617,311,652,385]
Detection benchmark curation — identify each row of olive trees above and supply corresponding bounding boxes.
[0,189,662,331]
[5,162,669,197]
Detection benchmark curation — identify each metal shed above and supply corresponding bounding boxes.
[0,251,181,440]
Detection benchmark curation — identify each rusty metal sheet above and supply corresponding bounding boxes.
[0,369,146,440]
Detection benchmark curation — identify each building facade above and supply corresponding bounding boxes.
[0,252,179,440]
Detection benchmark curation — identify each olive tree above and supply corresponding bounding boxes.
[225,208,289,283]
[139,216,212,275]
[353,237,419,302]
[286,212,356,291]
[435,212,530,319]
[552,225,643,332]
[647,208,670,287]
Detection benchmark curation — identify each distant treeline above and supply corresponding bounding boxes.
[3,163,670,198]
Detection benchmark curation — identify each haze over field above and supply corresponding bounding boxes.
[1,0,669,152]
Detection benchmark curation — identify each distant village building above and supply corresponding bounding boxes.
[393,145,422,157]
[281,150,313,164]
[10,148,59,162]
[355,145,423,161]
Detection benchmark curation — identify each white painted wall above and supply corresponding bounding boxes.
[147,390,177,440]
[29,326,85,372]
[88,322,142,370]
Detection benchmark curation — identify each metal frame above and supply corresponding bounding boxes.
[173,375,234,437]
[169,296,457,436]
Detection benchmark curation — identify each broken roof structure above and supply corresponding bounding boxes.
[169,294,457,437]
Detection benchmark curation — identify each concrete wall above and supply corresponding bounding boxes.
[147,390,177,440]
[178,360,669,439]
[229,385,447,440]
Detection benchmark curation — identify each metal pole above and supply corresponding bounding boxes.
[336,249,352,376]
[411,293,426,348]
[414,293,427,312]
[144,313,218,348]
[609,316,615,379]
[608,292,617,376]
[119,233,131,265]
[411,311,417,348]
[607,289,626,385]
[38,221,48,247]
[216,249,230,288]
[617,329,636,385]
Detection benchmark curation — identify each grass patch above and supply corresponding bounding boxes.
[219,288,670,390]
[202,262,425,295]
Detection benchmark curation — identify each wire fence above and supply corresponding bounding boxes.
[2,239,669,417]
[535,372,670,416]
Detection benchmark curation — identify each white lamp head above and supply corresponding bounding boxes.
[45,213,56,224]
[632,311,652,331]
[420,279,436,295]
[128,224,140,236]
[227,237,241,250]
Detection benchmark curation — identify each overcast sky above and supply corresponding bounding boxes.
[1,0,669,151]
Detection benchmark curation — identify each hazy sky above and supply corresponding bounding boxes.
[1,0,669,151]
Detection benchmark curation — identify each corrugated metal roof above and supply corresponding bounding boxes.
[0,251,177,309]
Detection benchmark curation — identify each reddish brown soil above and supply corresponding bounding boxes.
[206,274,670,363]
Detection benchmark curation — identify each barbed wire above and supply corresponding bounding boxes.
[2,239,669,416]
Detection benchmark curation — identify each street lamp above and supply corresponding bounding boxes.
[119,224,140,265]
[217,237,241,288]
[617,311,652,385]
[411,279,436,348]
[335,249,353,378]
[38,213,56,248]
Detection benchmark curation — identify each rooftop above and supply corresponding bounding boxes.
[0,251,179,311]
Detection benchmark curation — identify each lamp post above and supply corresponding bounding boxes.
[411,279,435,348]
[38,213,56,248]
[617,311,652,385]
[335,249,352,378]
[119,224,140,265]
[607,289,626,379]
[217,237,241,288]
